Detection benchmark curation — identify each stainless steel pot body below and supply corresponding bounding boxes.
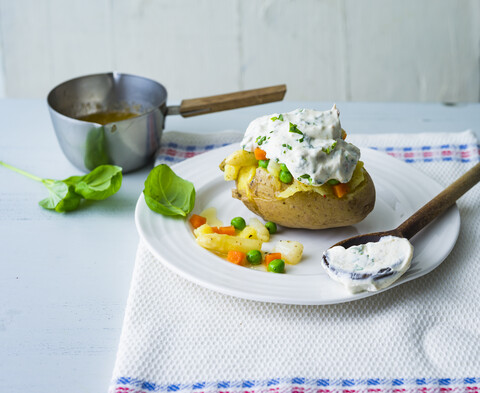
[47,72,167,173]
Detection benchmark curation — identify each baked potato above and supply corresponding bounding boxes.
[220,107,376,229]
[221,152,375,229]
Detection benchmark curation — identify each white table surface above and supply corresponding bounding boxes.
[1,99,479,393]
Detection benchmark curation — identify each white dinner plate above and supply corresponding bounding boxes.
[135,145,460,305]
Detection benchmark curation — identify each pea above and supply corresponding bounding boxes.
[265,221,277,234]
[327,179,340,185]
[268,259,285,273]
[280,163,289,172]
[230,216,246,230]
[258,159,269,169]
[246,250,262,265]
[279,170,293,184]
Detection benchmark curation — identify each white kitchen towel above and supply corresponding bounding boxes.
[110,130,480,393]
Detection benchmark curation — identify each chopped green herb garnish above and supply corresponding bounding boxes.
[282,143,292,150]
[298,174,313,185]
[256,136,267,146]
[271,114,284,121]
[322,141,337,154]
[289,122,303,136]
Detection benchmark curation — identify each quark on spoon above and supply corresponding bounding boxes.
[240,106,360,186]
[322,236,414,293]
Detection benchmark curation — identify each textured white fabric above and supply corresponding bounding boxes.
[110,130,480,392]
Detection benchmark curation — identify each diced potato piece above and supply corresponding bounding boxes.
[193,224,214,238]
[272,240,304,265]
[223,164,240,181]
[248,218,270,242]
[196,233,262,255]
[225,149,258,167]
[266,159,281,178]
[238,225,257,239]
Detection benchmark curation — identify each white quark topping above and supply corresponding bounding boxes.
[241,105,360,185]
[322,236,414,293]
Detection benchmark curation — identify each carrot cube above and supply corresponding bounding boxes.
[254,147,267,161]
[265,253,282,264]
[217,226,236,236]
[189,214,207,229]
[332,183,349,198]
[227,250,246,265]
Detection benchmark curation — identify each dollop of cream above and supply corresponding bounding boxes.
[240,106,360,185]
[322,236,414,293]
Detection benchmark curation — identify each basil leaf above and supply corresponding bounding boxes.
[84,127,110,170]
[73,165,123,200]
[0,161,122,213]
[63,175,83,187]
[39,180,82,212]
[143,164,195,217]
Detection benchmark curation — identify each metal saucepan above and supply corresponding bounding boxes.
[47,72,287,173]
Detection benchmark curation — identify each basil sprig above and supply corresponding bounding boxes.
[0,161,122,212]
[143,164,195,217]
[69,165,123,200]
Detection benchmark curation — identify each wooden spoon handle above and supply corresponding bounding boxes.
[173,84,287,117]
[397,161,480,240]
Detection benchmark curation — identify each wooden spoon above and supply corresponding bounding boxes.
[328,161,480,250]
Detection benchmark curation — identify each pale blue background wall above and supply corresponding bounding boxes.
[0,0,479,102]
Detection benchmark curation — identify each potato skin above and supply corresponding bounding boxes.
[233,168,375,229]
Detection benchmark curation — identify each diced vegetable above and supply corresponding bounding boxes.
[249,218,270,242]
[265,221,277,234]
[193,223,214,237]
[254,147,267,161]
[189,214,207,229]
[231,217,246,230]
[246,249,262,265]
[332,183,349,198]
[258,159,269,169]
[238,225,257,239]
[268,259,285,273]
[272,240,304,265]
[196,233,262,254]
[265,252,282,264]
[341,129,347,140]
[266,159,281,178]
[227,250,246,265]
[279,170,293,184]
[211,226,236,236]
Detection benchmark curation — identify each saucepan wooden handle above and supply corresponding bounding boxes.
[170,84,287,117]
